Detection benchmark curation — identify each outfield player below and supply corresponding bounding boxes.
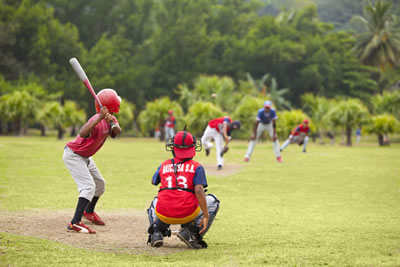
[164,109,176,140]
[201,116,241,170]
[147,130,220,249]
[63,89,121,234]
[244,101,282,162]
[280,119,310,153]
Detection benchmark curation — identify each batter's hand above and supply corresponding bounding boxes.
[104,113,113,123]
[272,135,278,141]
[99,106,109,119]
[250,133,256,140]
[199,217,209,235]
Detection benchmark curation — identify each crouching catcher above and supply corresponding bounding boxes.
[147,129,220,249]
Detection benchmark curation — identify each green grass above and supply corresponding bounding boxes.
[1,136,400,266]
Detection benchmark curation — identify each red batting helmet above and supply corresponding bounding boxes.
[95,89,121,114]
[166,130,202,159]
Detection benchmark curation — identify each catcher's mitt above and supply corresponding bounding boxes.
[220,146,229,157]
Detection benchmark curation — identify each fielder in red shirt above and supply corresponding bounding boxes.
[63,89,121,234]
[201,116,241,170]
[280,119,310,153]
[147,129,220,249]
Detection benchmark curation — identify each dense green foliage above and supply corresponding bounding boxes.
[0,0,399,145]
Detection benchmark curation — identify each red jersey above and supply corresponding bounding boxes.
[154,158,205,224]
[66,114,119,157]
[291,124,310,136]
[208,116,232,133]
[164,116,176,128]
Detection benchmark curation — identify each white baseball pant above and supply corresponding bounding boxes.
[281,135,309,151]
[201,126,224,167]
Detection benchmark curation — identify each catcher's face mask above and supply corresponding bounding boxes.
[166,130,202,158]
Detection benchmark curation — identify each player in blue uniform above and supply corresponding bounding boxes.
[244,100,282,162]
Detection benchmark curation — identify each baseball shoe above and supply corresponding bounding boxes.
[84,211,105,225]
[243,157,249,162]
[217,165,223,170]
[205,148,210,157]
[177,228,207,249]
[276,156,283,163]
[280,148,283,152]
[67,222,96,234]
[151,231,163,248]
[302,149,306,153]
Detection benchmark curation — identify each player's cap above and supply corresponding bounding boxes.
[168,109,173,114]
[303,119,309,124]
[173,131,196,159]
[264,100,272,108]
[231,120,241,130]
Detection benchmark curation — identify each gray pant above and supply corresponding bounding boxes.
[147,194,220,237]
[165,126,175,140]
[63,146,105,201]
[245,122,280,159]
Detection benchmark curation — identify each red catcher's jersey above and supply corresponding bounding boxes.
[208,116,232,133]
[291,124,310,136]
[156,159,201,222]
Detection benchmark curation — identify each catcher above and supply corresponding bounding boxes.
[201,116,241,170]
[280,119,310,153]
[147,129,220,249]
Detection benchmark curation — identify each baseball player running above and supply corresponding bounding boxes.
[164,109,176,141]
[201,116,241,170]
[244,100,282,163]
[147,129,220,249]
[63,89,121,234]
[280,119,310,153]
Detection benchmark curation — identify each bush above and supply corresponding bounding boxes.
[232,96,265,139]
[183,101,224,137]
[137,97,183,136]
[115,98,135,132]
[276,110,311,138]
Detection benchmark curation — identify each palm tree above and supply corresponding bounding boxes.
[327,99,370,146]
[351,0,400,93]
[366,113,399,145]
[302,94,336,144]
[246,73,292,110]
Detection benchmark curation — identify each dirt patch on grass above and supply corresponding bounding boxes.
[0,210,188,254]
[203,162,242,177]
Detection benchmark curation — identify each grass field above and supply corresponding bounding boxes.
[0,136,400,266]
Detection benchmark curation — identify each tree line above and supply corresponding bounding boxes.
[0,0,399,145]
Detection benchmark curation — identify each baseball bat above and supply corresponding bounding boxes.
[69,57,115,127]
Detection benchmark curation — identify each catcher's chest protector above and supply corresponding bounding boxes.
[158,159,200,193]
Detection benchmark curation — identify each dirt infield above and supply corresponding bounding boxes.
[202,163,242,177]
[0,210,187,254]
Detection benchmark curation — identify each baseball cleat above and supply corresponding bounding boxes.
[205,148,210,157]
[276,156,283,163]
[151,232,164,247]
[217,165,223,170]
[243,157,249,162]
[177,228,207,249]
[302,149,306,153]
[84,211,105,225]
[67,222,96,234]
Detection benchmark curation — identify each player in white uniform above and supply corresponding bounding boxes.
[244,101,282,163]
